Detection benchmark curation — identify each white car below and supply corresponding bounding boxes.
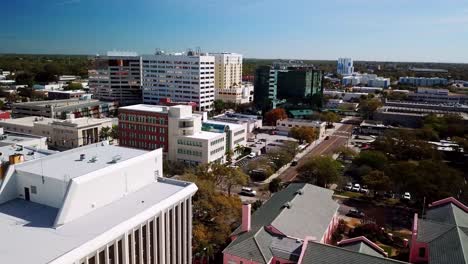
[352,184,361,192]
[402,192,411,200]
[247,153,257,159]
[360,185,370,194]
[240,187,257,197]
[344,183,353,191]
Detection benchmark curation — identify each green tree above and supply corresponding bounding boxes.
[15,72,34,86]
[99,126,111,140]
[362,170,391,195]
[213,100,225,114]
[110,125,119,139]
[65,82,83,91]
[359,98,383,119]
[268,178,282,193]
[320,112,341,127]
[353,150,388,170]
[290,126,318,144]
[298,156,343,187]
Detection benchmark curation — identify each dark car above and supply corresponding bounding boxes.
[325,136,330,140]
[347,209,365,218]
[291,160,298,166]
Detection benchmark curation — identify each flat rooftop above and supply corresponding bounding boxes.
[0,116,112,128]
[119,104,169,113]
[0,132,45,145]
[15,143,148,180]
[0,145,54,163]
[0,177,195,264]
[184,131,224,140]
[0,116,53,127]
[203,119,244,130]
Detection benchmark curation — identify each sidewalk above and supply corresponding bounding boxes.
[257,123,343,185]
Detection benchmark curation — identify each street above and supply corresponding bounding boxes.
[279,124,354,182]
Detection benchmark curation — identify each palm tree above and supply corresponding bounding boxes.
[234,144,245,155]
[99,126,111,140]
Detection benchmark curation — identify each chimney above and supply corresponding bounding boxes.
[241,203,251,232]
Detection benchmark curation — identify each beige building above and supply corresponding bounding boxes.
[215,83,254,104]
[211,53,243,89]
[0,115,113,150]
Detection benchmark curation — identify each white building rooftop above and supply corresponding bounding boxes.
[119,104,169,113]
[184,131,224,140]
[15,142,148,181]
[0,177,195,264]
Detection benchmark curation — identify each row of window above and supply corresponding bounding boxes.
[210,137,225,146]
[210,146,224,156]
[234,138,244,145]
[120,114,166,124]
[120,124,166,133]
[234,129,245,136]
[177,139,202,147]
[177,148,202,157]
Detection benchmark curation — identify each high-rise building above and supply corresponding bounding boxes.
[0,142,197,264]
[89,51,142,106]
[337,58,354,75]
[277,68,323,102]
[210,53,242,89]
[119,104,228,165]
[141,51,215,112]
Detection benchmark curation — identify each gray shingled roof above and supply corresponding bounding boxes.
[301,242,408,264]
[340,241,386,258]
[417,201,468,264]
[223,183,339,263]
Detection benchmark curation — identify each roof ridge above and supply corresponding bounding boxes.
[269,184,305,232]
[308,241,408,263]
[253,228,270,263]
[455,227,468,263]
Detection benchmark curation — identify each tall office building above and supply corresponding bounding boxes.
[337,58,354,75]
[0,142,197,264]
[277,68,323,102]
[89,51,143,106]
[210,53,243,89]
[142,51,215,112]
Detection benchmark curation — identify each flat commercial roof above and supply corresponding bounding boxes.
[0,178,196,264]
[119,104,169,113]
[0,116,53,127]
[15,143,148,180]
[0,145,54,163]
[184,131,224,140]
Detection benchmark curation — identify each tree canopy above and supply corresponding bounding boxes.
[290,126,318,144]
[298,155,343,187]
[264,108,287,125]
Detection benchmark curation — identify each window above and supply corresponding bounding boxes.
[30,186,37,194]
[419,247,426,257]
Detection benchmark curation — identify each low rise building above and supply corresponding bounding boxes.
[12,98,118,119]
[0,115,113,150]
[202,120,247,156]
[407,87,468,104]
[0,142,197,264]
[359,120,391,135]
[0,127,48,149]
[215,83,254,104]
[399,76,448,87]
[276,118,326,138]
[119,104,226,165]
[324,90,368,102]
[33,83,63,91]
[47,90,87,100]
[212,112,262,133]
[352,86,384,93]
[343,73,390,88]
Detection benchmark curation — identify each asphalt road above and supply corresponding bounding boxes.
[279,124,354,182]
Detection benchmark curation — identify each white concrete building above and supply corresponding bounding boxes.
[0,127,48,149]
[212,112,262,133]
[202,120,247,156]
[215,82,254,104]
[33,83,63,91]
[168,105,225,165]
[276,119,326,138]
[399,76,448,87]
[351,86,384,93]
[142,51,215,111]
[337,58,354,75]
[0,142,197,264]
[343,73,390,88]
[324,90,369,102]
[0,115,113,150]
[210,52,242,89]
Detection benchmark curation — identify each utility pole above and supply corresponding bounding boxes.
[422,196,426,218]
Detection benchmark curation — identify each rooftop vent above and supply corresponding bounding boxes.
[283,202,291,209]
[295,189,304,195]
[89,156,98,163]
[80,154,86,161]
[110,155,121,164]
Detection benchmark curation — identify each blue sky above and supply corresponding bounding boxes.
[2,0,468,62]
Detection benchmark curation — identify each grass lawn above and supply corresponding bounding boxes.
[336,191,365,199]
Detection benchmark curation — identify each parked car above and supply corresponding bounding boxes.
[360,185,370,194]
[347,209,365,218]
[239,187,257,197]
[325,136,330,140]
[402,192,411,201]
[291,160,298,166]
[344,183,353,191]
[352,183,361,192]
[247,153,257,159]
